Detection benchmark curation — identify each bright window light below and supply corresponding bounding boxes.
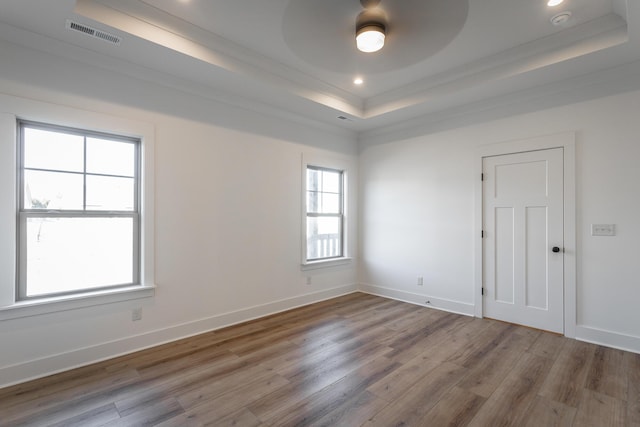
[306,166,344,261]
[18,121,141,299]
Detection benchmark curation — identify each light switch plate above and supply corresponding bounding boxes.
[591,224,615,236]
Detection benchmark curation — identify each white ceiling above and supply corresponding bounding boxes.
[0,0,638,134]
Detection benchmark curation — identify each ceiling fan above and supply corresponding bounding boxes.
[356,0,388,53]
[281,0,468,74]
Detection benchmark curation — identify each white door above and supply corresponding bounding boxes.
[483,148,564,333]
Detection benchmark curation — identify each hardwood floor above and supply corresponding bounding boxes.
[1,293,637,426]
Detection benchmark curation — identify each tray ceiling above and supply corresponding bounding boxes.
[0,0,638,132]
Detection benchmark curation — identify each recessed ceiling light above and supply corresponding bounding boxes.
[547,0,564,6]
[354,77,364,85]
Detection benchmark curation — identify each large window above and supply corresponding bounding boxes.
[17,120,140,300]
[305,165,344,262]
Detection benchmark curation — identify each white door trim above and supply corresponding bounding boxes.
[474,132,576,338]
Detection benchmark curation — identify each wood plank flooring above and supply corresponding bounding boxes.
[0,292,637,426]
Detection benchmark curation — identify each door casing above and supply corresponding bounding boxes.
[474,132,576,338]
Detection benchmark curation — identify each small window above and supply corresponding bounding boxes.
[17,120,140,300]
[305,165,344,261]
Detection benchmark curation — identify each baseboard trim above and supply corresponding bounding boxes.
[0,284,358,389]
[575,325,640,354]
[359,283,475,317]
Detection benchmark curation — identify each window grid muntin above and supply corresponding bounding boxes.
[17,120,141,300]
[20,121,138,213]
[306,165,344,261]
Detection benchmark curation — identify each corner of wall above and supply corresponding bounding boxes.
[358,283,475,317]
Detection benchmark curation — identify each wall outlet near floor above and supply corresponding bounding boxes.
[306,276,312,285]
[417,276,423,286]
[132,307,142,321]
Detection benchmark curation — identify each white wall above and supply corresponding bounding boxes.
[2,28,640,388]
[359,88,640,351]
[0,40,358,387]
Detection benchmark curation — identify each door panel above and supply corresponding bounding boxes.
[495,207,514,304]
[483,148,564,333]
[495,160,548,199]
[526,206,548,310]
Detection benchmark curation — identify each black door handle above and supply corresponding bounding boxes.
[552,246,561,253]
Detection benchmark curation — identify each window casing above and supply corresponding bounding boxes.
[17,120,141,300]
[305,165,344,262]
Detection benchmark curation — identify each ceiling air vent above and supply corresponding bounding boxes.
[65,20,121,45]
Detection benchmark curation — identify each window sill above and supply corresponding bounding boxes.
[0,285,156,321]
[301,257,352,271]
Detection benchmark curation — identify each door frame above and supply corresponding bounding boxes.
[474,132,576,338]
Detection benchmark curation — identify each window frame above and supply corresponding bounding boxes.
[305,165,345,262]
[0,100,155,321]
[16,120,142,301]
[301,154,352,270]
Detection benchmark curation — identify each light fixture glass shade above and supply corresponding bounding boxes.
[356,25,385,53]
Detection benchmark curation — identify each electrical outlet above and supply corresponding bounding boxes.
[306,277,312,285]
[132,307,142,321]
[417,276,423,286]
